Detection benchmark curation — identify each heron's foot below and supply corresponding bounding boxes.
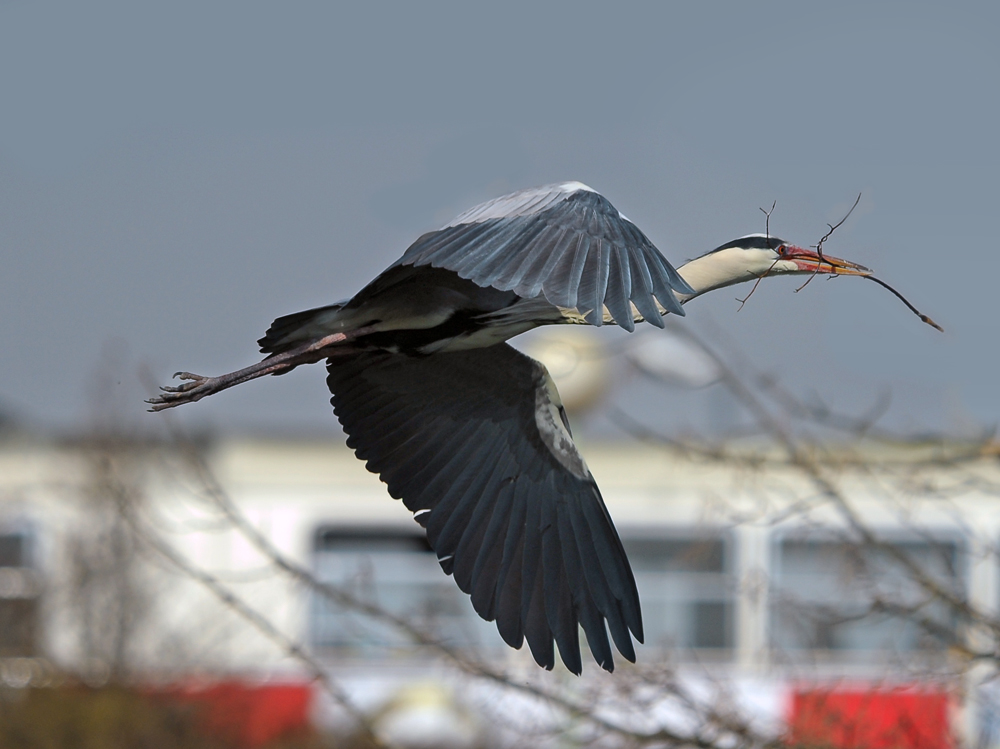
[147,372,218,411]
[146,335,360,414]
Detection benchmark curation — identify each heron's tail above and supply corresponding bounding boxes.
[258,301,349,354]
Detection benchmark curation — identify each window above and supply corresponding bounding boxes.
[624,534,734,651]
[0,534,25,568]
[0,530,39,658]
[771,536,964,655]
[310,526,736,660]
[310,527,501,657]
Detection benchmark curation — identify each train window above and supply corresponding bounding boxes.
[625,535,734,652]
[0,531,39,658]
[771,536,963,655]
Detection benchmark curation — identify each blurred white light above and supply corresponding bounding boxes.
[627,333,721,389]
[522,329,610,413]
[374,681,480,749]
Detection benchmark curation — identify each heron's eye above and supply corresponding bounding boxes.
[777,244,787,256]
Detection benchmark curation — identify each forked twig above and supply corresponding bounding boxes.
[760,200,776,240]
[815,192,862,257]
[795,193,862,293]
[736,262,779,311]
[792,193,941,330]
[737,201,780,310]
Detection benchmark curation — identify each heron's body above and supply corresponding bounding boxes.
[258,266,555,356]
[150,182,870,674]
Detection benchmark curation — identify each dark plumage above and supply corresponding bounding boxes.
[326,344,641,673]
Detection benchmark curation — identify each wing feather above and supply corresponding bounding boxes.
[384,422,485,501]
[400,426,484,503]
[429,431,509,559]
[523,550,555,670]
[522,226,574,300]
[491,221,554,289]
[417,221,495,267]
[604,241,634,331]
[326,343,642,673]
[579,495,643,645]
[468,477,518,618]
[493,480,529,646]
[395,184,693,328]
[450,452,517,591]
[502,224,568,297]
[545,229,588,307]
[626,241,664,327]
[541,482,583,674]
[565,497,634,660]
[557,500,614,670]
[574,235,601,323]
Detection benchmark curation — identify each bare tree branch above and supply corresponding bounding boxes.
[93,446,389,748]
[656,325,1000,656]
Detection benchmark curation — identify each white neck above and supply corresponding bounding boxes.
[674,247,787,302]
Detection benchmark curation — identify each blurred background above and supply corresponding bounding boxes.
[2,2,1000,748]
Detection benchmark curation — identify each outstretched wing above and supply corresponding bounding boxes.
[394,182,693,331]
[326,343,643,674]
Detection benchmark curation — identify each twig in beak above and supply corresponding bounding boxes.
[738,201,781,310]
[865,275,944,332]
[797,193,864,294]
[736,258,780,311]
[760,200,776,240]
[815,193,862,260]
[794,273,818,293]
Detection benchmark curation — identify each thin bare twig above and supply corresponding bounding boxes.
[795,193,862,293]
[100,450,388,747]
[661,326,1000,649]
[736,260,781,312]
[815,193,862,258]
[760,200,776,241]
[864,275,945,332]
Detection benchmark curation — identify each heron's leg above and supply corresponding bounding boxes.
[147,327,373,411]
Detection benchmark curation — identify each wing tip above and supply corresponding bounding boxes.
[558,180,596,195]
[645,312,666,329]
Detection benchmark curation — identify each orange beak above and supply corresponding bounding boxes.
[783,245,872,276]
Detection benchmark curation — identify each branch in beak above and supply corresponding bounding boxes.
[784,245,872,276]
[783,244,942,331]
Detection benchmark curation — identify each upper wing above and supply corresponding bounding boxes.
[394,182,693,331]
[326,343,643,674]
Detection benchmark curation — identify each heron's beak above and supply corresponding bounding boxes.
[783,245,872,276]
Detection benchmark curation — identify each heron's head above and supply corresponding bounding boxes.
[677,234,872,300]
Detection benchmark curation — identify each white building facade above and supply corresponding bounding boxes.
[2,434,998,743]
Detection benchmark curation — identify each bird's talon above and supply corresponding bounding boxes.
[147,372,214,411]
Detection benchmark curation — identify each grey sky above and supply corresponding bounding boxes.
[1,2,996,437]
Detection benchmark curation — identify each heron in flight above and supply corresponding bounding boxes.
[149,182,870,674]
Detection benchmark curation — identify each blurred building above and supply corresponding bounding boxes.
[0,432,997,746]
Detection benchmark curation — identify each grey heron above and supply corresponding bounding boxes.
[149,181,871,674]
